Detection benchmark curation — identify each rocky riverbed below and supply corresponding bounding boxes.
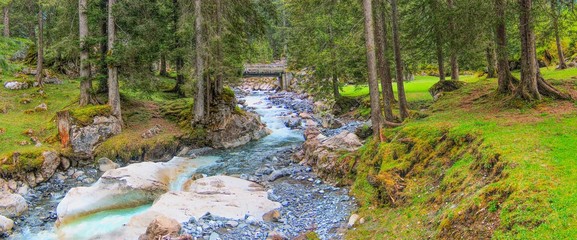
[7,89,360,240]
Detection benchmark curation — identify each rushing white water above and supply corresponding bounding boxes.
[168,156,221,191]
[13,91,304,240]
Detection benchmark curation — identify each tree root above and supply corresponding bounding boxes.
[537,74,572,100]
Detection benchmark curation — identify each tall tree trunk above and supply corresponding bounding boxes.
[390,0,409,120]
[374,0,395,122]
[551,0,567,69]
[495,0,516,93]
[36,8,44,88]
[486,43,497,78]
[79,0,94,106]
[98,0,108,93]
[215,0,223,97]
[328,2,340,99]
[436,34,445,81]
[159,53,168,77]
[27,0,35,40]
[108,0,122,123]
[170,0,185,97]
[447,0,459,81]
[205,57,211,120]
[3,2,10,37]
[192,0,205,125]
[517,0,541,100]
[362,0,383,139]
[432,0,445,82]
[516,0,569,100]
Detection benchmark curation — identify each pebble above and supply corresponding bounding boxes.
[209,232,220,240]
[226,220,239,228]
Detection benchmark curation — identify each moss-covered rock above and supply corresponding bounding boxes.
[70,105,112,126]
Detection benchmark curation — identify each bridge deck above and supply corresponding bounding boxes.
[243,63,286,77]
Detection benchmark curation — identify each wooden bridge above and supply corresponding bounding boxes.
[243,62,290,90]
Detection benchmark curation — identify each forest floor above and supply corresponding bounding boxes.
[343,68,577,239]
[0,64,186,171]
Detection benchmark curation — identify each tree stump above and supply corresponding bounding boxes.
[57,111,71,148]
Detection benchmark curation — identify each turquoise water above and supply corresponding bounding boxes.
[57,204,152,239]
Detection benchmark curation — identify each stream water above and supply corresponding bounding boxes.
[10,91,355,240]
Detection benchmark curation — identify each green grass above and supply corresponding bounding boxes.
[0,76,79,156]
[345,67,577,239]
[340,68,577,104]
[341,75,483,102]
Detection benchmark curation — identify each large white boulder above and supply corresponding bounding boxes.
[86,176,280,240]
[56,157,216,225]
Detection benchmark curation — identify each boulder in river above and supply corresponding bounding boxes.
[207,111,271,149]
[92,176,280,240]
[98,157,119,172]
[299,126,362,177]
[56,162,171,224]
[138,215,181,240]
[0,193,28,218]
[0,215,14,234]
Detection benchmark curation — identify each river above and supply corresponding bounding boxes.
[10,90,355,240]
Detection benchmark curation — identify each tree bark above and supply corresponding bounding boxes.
[57,111,71,148]
[192,0,205,125]
[485,43,497,78]
[362,0,383,139]
[432,0,445,82]
[159,53,168,77]
[436,33,445,81]
[517,0,541,100]
[36,8,44,88]
[328,2,340,99]
[215,0,224,97]
[390,0,409,120]
[108,0,122,123]
[495,0,516,93]
[447,0,459,81]
[98,0,108,93]
[3,2,10,37]
[79,0,95,106]
[374,0,395,122]
[27,0,35,40]
[170,0,185,97]
[551,0,567,69]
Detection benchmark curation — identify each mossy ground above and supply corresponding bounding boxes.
[343,68,577,239]
[1,37,193,172]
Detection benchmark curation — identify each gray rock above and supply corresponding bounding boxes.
[0,193,28,217]
[225,220,239,228]
[141,124,162,139]
[34,103,48,112]
[267,169,291,182]
[267,231,288,240]
[3,81,29,90]
[60,157,71,170]
[71,115,122,157]
[44,77,63,85]
[255,167,273,176]
[98,157,119,172]
[209,232,221,240]
[207,108,270,149]
[40,151,60,179]
[0,215,14,233]
[347,214,360,228]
